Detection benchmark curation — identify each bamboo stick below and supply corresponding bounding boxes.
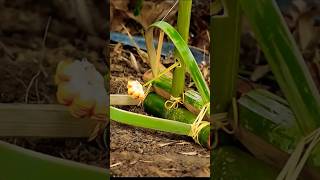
[0,104,98,137]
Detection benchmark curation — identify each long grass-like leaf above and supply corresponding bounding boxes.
[110,106,191,135]
[0,140,108,179]
[239,0,320,134]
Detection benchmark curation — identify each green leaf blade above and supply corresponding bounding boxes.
[148,21,210,104]
[110,106,191,136]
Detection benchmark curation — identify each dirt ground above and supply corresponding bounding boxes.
[0,0,108,169]
[109,43,210,177]
[110,121,210,177]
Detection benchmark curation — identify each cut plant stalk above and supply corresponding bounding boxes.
[110,106,189,135]
[171,0,192,98]
[0,140,108,179]
[239,0,320,135]
[212,0,241,113]
[110,104,210,148]
[143,92,210,148]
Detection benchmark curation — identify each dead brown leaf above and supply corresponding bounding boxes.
[139,160,154,163]
[158,142,175,147]
[110,162,122,168]
[298,11,317,50]
[113,43,123,54]
[178,151,198,156]
[250,65,270,82]
[175,142,191,145]
[162,168,180,171]
[129,52,141,73]
[129,160,138,165]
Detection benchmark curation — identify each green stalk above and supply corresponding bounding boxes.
[212,0,241,113]
[144,93,199,124]
[171,0,192,97]
[110,106,190,136]
[0,140,108,180]
[238,0,320,135]
[143,93,210,148]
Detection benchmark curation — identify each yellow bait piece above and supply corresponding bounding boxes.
[127,80,145,101]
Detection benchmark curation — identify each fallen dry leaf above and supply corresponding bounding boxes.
[198,154,210,158]
[250,65,271,82]
[129,52,141,73]
[298,11,317,50]
[162,168,180,171]
[179,151,198,156]
[113,43,123,54]
[139,160,154,163]
[158,142,175,147]
[175,142,191,145]
[110,162,122,168]
[129,160,138,165]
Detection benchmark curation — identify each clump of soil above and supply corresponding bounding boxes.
[109,44,210,177]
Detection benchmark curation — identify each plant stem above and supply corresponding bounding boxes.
[144,93,202,124]
[212,0,241,113]
[0,140,108,179]
[110,106,191,135]
[171,0,192,97]
[143,93,210,148]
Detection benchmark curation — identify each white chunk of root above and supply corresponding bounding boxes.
[127,80,145,100]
